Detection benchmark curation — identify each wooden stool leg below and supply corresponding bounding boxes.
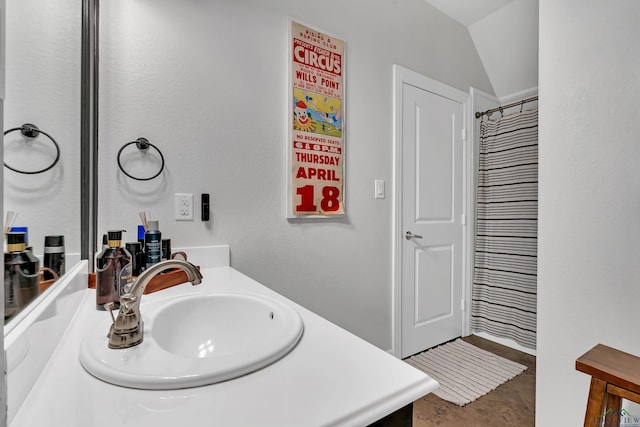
[584,377,607,427]
[604,393,622,427]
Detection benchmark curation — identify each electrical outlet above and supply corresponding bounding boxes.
[175,193,194,221]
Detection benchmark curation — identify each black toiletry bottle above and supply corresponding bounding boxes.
[4,232,40,319]
[43,235,65,281]
[161,239,171,262]
[96,230,132,310]
[144,220,161,269]
[125,242,143,277]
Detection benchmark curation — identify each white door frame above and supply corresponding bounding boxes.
[464,88,499,340]
[391,65,472,358]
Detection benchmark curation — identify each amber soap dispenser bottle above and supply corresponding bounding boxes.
[4,232,40,319]
[95,230,132,310]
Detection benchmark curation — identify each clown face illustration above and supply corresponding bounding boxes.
[293,100,316,132]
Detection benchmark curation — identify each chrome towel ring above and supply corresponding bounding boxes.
[117,137,165,181]
[4,123,61,174]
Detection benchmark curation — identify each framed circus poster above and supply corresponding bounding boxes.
[287,20,345,218]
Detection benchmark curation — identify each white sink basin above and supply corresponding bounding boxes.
[79,292,304,389]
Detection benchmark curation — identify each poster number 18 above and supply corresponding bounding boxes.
[296,185,341,213]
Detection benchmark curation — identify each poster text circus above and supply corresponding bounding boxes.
[290,21,345,216]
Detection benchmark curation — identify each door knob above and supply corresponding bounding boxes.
[405,231,423,240]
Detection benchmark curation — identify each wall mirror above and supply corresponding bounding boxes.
[3,0,91,331]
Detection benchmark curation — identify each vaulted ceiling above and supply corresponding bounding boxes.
[422,0,517,27]
[423,0,538,99]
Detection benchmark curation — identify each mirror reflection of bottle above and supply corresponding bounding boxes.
[43,235,65,281]
[4,232,40,320]
[144,221,161,269]
[95,230,132,310]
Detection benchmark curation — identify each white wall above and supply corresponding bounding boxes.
[537,1,640,425]
[4,0,81,257]
[469,0,538,99]
[98,0,493,349]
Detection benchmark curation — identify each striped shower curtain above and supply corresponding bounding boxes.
[470,108,538,350]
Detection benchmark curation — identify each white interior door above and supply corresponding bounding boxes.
[399,76,466,358]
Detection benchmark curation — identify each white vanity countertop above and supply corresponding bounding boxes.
[11,267,438,427]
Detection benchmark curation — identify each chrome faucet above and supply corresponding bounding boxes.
[106,259,203,349]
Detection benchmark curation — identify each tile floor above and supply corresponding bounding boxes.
[412,335,536,427]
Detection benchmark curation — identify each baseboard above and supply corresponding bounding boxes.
[472,331,537,356]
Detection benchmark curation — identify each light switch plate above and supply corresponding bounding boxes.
[375,180,385,199]
[175,193,194,221]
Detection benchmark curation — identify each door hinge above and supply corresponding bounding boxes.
[461,299,466,311]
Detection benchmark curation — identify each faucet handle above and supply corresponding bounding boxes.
[103,302,117,326]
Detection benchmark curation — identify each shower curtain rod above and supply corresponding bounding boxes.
[475,95,538,119]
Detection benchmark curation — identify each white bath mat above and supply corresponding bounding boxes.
[405,338,527,406]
